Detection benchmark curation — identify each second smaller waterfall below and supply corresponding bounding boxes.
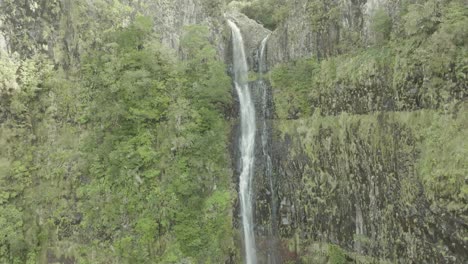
[258,35,280,264]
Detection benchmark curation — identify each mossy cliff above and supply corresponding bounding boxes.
[254,0,467,262]
[272,109,467,263]
[0,0,227,63]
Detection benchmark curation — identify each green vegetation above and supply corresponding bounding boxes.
[240,0,290,30]
[328,244,346,264]
[270,0,467,118]
[1,0,466,262]
[371,9,392,44]
[298,242,393,264]
[0,10,234,264]
[269,0,467,261]
[276,108,467,262]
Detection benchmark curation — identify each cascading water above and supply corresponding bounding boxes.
[257,35,281,264]
[227,20,257,264]
[258,35,280,264]
[259,37,274,222]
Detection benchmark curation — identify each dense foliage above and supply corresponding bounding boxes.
[0,10,235,264]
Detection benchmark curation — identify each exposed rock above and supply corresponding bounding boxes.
[139,0,226,57]
[0,0,227,62]
[225,11,275,264]
[271,109,468,263]
[254,1,467,263]
[0,19,8,54]
[225,11,270,69]
[266,0,401,66]
[266,0,315,66]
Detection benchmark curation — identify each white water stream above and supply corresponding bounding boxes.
[227,20,257,264]
[258,35,280,264]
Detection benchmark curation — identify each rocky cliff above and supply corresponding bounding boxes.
[254,0,468,263]
[272,109,467,263]
[266,0,403,66]
[0,0,227,64]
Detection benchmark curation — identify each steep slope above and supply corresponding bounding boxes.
[266,0,403,66]
[0,0,226,62]
[249,0,467,262]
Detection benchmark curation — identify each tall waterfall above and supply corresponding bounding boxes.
[227,20,257,264]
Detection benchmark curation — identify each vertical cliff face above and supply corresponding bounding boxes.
[258,0,468,263]
[0,19,7,54]
[272,110,467,263]
[223,1,466,262]
[0,0,226,64]
[266,0,402,66]
[140,0,227,57]
[225,12,270,69]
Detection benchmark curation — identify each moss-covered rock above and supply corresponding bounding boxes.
[272,107,467,263]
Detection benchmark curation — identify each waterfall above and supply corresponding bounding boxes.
[259,37,273,219]
[227,20,257,264]
[259,35,280,264]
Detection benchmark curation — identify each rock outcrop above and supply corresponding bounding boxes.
[0,0,227,63]
[141,0,227,57]
[225,11,270,69]
[0,19,7,54]
[266,0,402,66]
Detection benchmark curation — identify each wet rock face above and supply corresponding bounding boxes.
[225,11,270,70]
[225,11,277,263]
